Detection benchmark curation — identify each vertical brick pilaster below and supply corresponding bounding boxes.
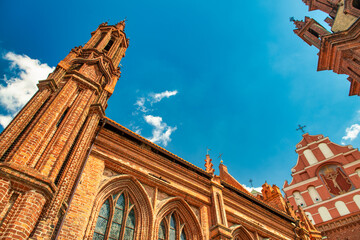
[10,80,78,166]
[0,178,11,219]
[38,88,95,177]
[32,112,101,239]
[0,190,46,240]
[0,89,51,159]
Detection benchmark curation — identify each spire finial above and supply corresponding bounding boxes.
[204,151,215,175]
[206,147,211,155]
[116,17,127,30]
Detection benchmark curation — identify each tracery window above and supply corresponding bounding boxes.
[158,212,187,240]
[93,192,136,240]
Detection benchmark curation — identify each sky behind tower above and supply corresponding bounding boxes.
[1,0,359,191]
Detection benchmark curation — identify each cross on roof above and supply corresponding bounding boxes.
[207,147,211,155]
[296,124,306,133]
[218,153,223,163]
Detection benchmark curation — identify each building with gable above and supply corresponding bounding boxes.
[0,21,322,240]
[292,0,360,96]
[283,133,360,239]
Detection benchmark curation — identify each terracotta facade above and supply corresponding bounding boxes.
[293,0,360,96]
[283,133,360,239]
[0,22,321,240]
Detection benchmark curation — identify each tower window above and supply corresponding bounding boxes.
[308,28,320,39]
[94,33,106,48]
[353,0,360,10]
[56,107,69,128]
[104,38,115,52]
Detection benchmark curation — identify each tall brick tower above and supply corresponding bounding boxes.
[0,21,128,239]
[292,0,360,96]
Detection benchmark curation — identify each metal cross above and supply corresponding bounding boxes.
[207,147,211,155]
[249,179,253,188]
[296,124,306,133]
[218,153,223,163]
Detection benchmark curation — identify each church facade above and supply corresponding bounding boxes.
[0,21,321,240]
[283,133,360,239]
[292,0,360,96]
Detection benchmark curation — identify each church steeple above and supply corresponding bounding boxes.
[291,17,330,49]
[0,22,128,239]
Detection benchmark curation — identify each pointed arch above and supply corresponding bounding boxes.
[85,175,153,239]
[231,225,254,240]
[155,197,204,240]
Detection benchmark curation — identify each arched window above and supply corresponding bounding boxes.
[318,143,334,159]
[354,195,360,209]
[303,149,318,165]
[293,191,306,207]
[335,201,350,216]
[307,186,322,203]
[305,212,315,224]
[318,206,332,222]
[158,212,187,240]
[93,192,136,240]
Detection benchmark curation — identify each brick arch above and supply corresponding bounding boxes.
[84,174,153,239]
[154,197,204,240]
[231,225,254,240]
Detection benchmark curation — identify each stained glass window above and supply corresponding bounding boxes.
[157,213,187,240]
[158,220,166,240]
[180,231,186,240]
[92,192,136,240]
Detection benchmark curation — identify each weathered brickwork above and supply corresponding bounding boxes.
[0,21,321,240]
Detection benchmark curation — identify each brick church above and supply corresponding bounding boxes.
[289,0,360,239]
[0,21,323,239]
[283,133,360,239]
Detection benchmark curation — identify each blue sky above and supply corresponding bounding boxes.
[1,0,359,191]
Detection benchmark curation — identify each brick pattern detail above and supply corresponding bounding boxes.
[32,113,101,239]
[11,80,78,166]
[58,155,105,240]
[0,178,11,220]
[0,89,51,159]
[38,88,95,177]
[0,190,46,240]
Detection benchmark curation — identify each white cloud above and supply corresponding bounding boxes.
[134,97,148,113]
[342,124,360,144]
[150,90,178,104]
[144,115,177,146]
[0,52,54,128]
[241,184,262,194]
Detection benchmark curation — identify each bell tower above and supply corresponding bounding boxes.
[0,21,128,239]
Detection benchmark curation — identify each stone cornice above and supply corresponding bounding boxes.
[65,71,102,94]
[37,78,58,92]
[102,118,212,180]
[0,162,56,200]
[90,147,212,206]
[222,181,295,223]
